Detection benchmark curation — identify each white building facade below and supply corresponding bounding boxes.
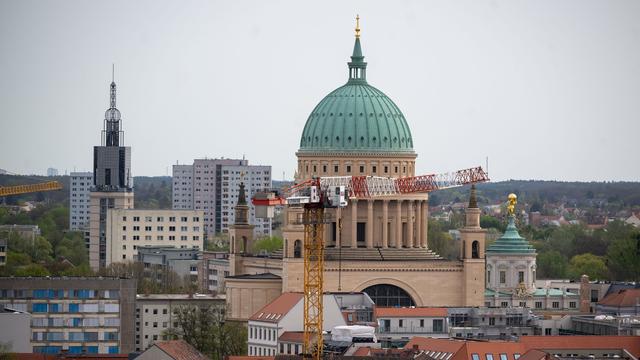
[171,158,272,238]
[69,172,93,246]
[105,208,204,265]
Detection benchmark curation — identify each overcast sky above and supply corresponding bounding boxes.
[1,0,639,181]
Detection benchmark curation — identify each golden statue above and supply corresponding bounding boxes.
[355,15,361,39]
[507,193,517,216]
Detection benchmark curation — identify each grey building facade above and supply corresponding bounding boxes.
[0,305,32,352]
[137,246,201,289]
[0,277,136,354]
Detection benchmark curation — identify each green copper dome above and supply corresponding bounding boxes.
[486,216,536,254]
[298,37,414,154]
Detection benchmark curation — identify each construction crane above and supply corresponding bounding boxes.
[252,166,489,360]
[0,181,63,197]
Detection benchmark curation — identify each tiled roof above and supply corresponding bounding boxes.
[154,340,209,360]
[278,331,305,343]
[375,307,448,318]
[407,336,640,360]
[519,335,640,357]
[597,288,640,307]
[517,349,548,360]
[249,292,303,323]
[226,273,282,280]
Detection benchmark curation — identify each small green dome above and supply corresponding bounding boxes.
[486,216,536,254]
[298,37,414,154]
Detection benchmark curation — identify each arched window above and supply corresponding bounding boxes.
[472,240,479,259]
[362,284,415,307]
[242,236,248,253]
[294,240,302,258]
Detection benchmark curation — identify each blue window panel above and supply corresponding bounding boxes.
[49,303,60,313]
[33,290,48,298]
[32,303,48,313]
[86,346,98,354]
[69,303,79,313]
[72,318,82,326]
[68,347,83,354]
[56,289,64,298]
[34,346,62,354]
[108,346,119,354]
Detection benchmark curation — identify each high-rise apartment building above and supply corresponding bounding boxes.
[172,159,271,237]
[70,172,93,248]
[89,75,134,270]
[0,277,136,354]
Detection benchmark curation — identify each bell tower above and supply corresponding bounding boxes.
[460,184,486,306]
[228,180,255,275]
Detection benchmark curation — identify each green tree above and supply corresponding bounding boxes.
[480,215,504,232]
[537,250,568,278]
[55,231,88,265]
[567,253,608,280]
[14,264,50,276]
[428,220,458,260]
[606,234,640,281]
[169,304,247,360]
[252,236,283,254]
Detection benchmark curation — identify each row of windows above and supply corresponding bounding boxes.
[32,317,120,327]
[304,163,410,175]
[470,354,520,360]
[125,216,200,222]
[33,331,117,341]
[249,326,277,341]
[487,300,576,309]
[123,235,200,241]
[3,289,119,300]
[32,303,119,313]
[124,225,200,232]
[249,346,278,356]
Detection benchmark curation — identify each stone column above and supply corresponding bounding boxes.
[395,200,403,248]
[351,200,358,248]
[382,200,389,248]
[366,200,374,248]
[415,200,422,248]
[407,201,414,248]
[422,201,429,248]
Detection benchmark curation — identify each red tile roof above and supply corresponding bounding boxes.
[375,307,448,318]
[516,349,549,360]
[249,293,303,323]
[405,337,466,354]
[154,340,209,360]
[597,289,640,307]
[278,331,305,343]
[519,336,640,356]
[407,336,640,360]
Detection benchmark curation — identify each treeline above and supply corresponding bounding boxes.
[0,205,92,276]
[430,180,640,209]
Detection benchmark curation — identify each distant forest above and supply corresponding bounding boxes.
[2,175,639,212]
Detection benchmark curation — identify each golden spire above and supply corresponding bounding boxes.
[507,193,517,216]
[355,15,361,39]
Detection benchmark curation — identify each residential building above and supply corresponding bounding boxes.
[0,224,41,241]
[135,294,224,351]
[137,246,201,289]
[135,340,208,360]
[0,277,136,354]
[596,288,640,315]
[105,208,204,265]
[171,158,272,238]
[375,307,448,342]
[247,292,374,356]
[70,172,93,248]
[198,251,229,294]
[47,168,59,177]
[0,305,32,352]
[89,77,134,270]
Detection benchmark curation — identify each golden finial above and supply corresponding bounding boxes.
[355,15,361,39]
[507,193,517,216]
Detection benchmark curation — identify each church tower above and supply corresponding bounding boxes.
[89,69,134,270]
[486,194,537,295]
[460,184,487,306]
[228,180,255,275]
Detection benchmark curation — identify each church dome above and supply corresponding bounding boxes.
[298,32,414,154]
